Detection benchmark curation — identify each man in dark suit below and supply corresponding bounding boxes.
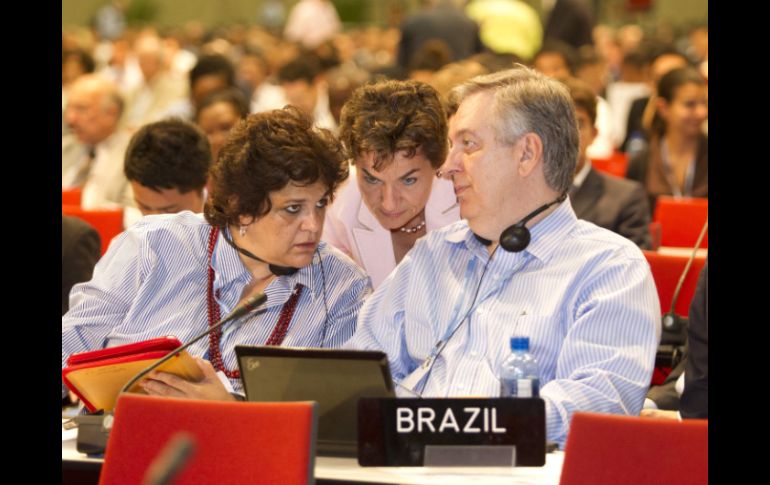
[641,261,707,419]
[563,77,651,249]
[62,215,101,316]
[680,261,707,419]
[543,0,594,51]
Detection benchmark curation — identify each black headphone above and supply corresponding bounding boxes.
[221,227,333,346]
[219,227,299,276]
[474,193,568,252]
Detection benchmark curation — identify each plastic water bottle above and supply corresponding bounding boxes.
[499,336,540,398]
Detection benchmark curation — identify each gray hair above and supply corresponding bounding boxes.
[447,65,579,193]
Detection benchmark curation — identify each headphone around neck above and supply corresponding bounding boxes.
[474,193,568,252]
[219,226,299,276]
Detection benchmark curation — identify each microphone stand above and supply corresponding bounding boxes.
[662,221,708,335]
[119,292,267,396]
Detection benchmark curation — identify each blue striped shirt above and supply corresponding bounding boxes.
[63,212,373,394]
[348,198,660,445]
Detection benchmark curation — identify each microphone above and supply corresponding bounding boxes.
[662,220,708,334]
[143,432,197,485]
[119,292,268,396]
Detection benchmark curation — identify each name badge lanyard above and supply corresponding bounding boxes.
[661,139,696,197]
[400,248,497,392]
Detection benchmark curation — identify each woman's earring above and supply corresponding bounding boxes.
[239,225,247,237]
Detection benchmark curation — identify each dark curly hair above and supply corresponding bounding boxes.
[338,80,448,170]
[204,106,348,227]
[124,118,211,192]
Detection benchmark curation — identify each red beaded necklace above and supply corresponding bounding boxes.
[206,226,302,379]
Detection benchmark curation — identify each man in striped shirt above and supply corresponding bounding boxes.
[348,67,660,447]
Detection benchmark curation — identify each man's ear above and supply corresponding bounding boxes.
[516,133,544,178]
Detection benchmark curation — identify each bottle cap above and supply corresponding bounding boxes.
[510,336,530,351]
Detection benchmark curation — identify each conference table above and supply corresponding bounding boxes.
[62,426,565,485]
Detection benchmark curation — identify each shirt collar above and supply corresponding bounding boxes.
[211,226,321,304]
[524,197,578,263]
[572,159,592,190]
[444,197,578,264]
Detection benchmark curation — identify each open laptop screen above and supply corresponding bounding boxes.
[235,346,395,456]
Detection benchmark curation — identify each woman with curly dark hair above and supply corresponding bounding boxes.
[323,80,460,288]
[62,107,372,401]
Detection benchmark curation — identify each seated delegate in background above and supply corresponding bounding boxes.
[562,77,651,249]
[62,107,372,401]
[195,88,250,162]
[62,215,100,316]
[123,118,212,227]
[627,67,707,211]
[323,80,459,288]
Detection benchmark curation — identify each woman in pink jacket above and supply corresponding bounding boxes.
[323,80,459,288]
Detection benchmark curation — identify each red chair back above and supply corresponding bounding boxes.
[643,250,706,317]
[653,196,708,248]
[62,188,82,206]
[559,412,707,485]
[100,394,317,485]
[62,205,123,255]
[591,151,629,178]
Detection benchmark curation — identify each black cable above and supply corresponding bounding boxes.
[419,245,498,394]
[317,247,331,348]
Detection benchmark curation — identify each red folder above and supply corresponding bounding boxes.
[62,336,204,412]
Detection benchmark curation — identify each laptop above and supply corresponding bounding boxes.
[235,346,396,457]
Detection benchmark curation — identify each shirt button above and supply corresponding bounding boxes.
[469,351,478,358]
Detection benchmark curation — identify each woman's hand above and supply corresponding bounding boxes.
[140,358,236,402]
[640,408,680,420]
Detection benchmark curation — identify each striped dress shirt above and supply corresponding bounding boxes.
[62,212,372,395]
[348,198,660,445]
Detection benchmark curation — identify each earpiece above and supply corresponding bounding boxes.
[475,193,567,252]
[220,227,299,276]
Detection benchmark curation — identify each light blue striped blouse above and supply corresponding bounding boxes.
[62,212,373,395]
[348,198,661,445]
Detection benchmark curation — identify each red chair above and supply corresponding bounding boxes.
[62,205,123,255]
[644,250,706,385]
[647,222,662,250]
[100,394,318,485]
[559,412,707,485]
[591,151,629,178]
[653,196,708,248]
[643,250,706,318]
[62,187,82,206]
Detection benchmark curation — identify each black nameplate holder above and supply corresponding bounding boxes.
[357,397,545,467]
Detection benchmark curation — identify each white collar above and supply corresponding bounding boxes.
[572,158,592,190]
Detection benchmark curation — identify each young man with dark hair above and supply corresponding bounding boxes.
[124,119,212,223]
